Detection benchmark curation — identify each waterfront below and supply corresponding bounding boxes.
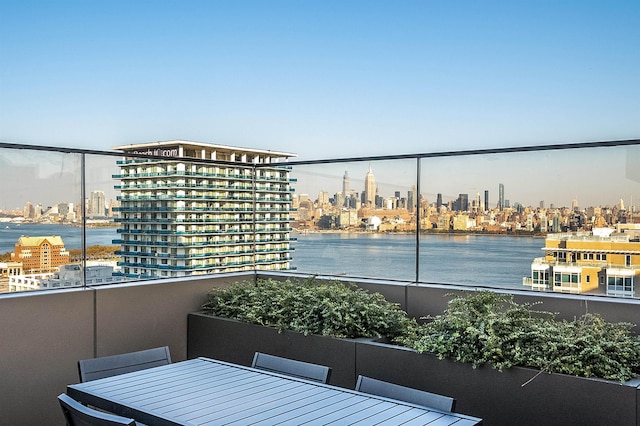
[0,224,542,290]
[292,232,541,289]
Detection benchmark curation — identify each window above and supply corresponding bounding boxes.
[533,270,549,286]
[554,272,580,288]
[607,276,634,294]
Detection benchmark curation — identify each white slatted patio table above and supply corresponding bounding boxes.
[67,357,483,425]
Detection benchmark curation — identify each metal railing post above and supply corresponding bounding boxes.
[415,158,421,283]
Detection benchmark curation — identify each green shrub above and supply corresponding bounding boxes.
[397,291,640,382]
[202,276,416,339]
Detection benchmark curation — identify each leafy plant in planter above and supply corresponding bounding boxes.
[202,276,415,340]
[397,291,640,382]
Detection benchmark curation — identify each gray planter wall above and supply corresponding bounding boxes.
[355,341,640,426]
[188,313,358,388]
[188,313,640,426]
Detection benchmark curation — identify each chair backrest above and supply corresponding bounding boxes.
[58,393,136,426]
[355,375,456,412]
[251,352,331,383]
[78,346,172,382]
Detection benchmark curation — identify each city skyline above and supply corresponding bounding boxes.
[292,145,640,210]
[1,143,639,214]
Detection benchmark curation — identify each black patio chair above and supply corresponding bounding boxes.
[58,393,136,426]
[78,346,172,382]
[251,352,331,383]
[355,375,456,412]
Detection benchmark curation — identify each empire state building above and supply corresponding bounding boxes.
[364,165,376,206]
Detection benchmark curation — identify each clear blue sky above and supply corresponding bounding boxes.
[1,0,639,161]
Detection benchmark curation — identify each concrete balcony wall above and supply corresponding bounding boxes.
[0,272,248,425]
[0,289,94,424]
[2,271,640,425]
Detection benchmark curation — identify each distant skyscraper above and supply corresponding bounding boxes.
[408,186,417,213]
[484,190,489,212]
[90,190,106,217]
[436,193,443,210]
[318,190,329,206]
[342,171,350,206]
[23,201,35,219]
[552,213,561,232]
[455,194,469,212]
[461,194,469,212]
[58,203,70,218]
[498,184,505,210]
[364,165,376,206]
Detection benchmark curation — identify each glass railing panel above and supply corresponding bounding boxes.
[2,141,637,298]
[83,153,131,286]
[289,159,418,280]
[417,144,640,298]
[0,147,83,293]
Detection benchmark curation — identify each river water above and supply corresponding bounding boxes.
[0,224,543,290]
[292,232,542,289]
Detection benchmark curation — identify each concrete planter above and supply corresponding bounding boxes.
[187,312,358,388]
[355,341,640,426]
[187,312,640,425]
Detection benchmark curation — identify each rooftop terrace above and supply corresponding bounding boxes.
[1,139,640,424]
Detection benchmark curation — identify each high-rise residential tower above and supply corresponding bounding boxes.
[112,140,296,279]
[498,183,505,210]
[90,190,106,217]
[364,165,376,206]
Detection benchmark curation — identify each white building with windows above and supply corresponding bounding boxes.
[112,140,297,279]
[9,264,123,291]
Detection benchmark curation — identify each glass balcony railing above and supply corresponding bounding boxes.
[1,140,639,298]
[287,141,640,298]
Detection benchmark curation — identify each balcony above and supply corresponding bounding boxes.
[1,140,640,424]
[3,271,640,424]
